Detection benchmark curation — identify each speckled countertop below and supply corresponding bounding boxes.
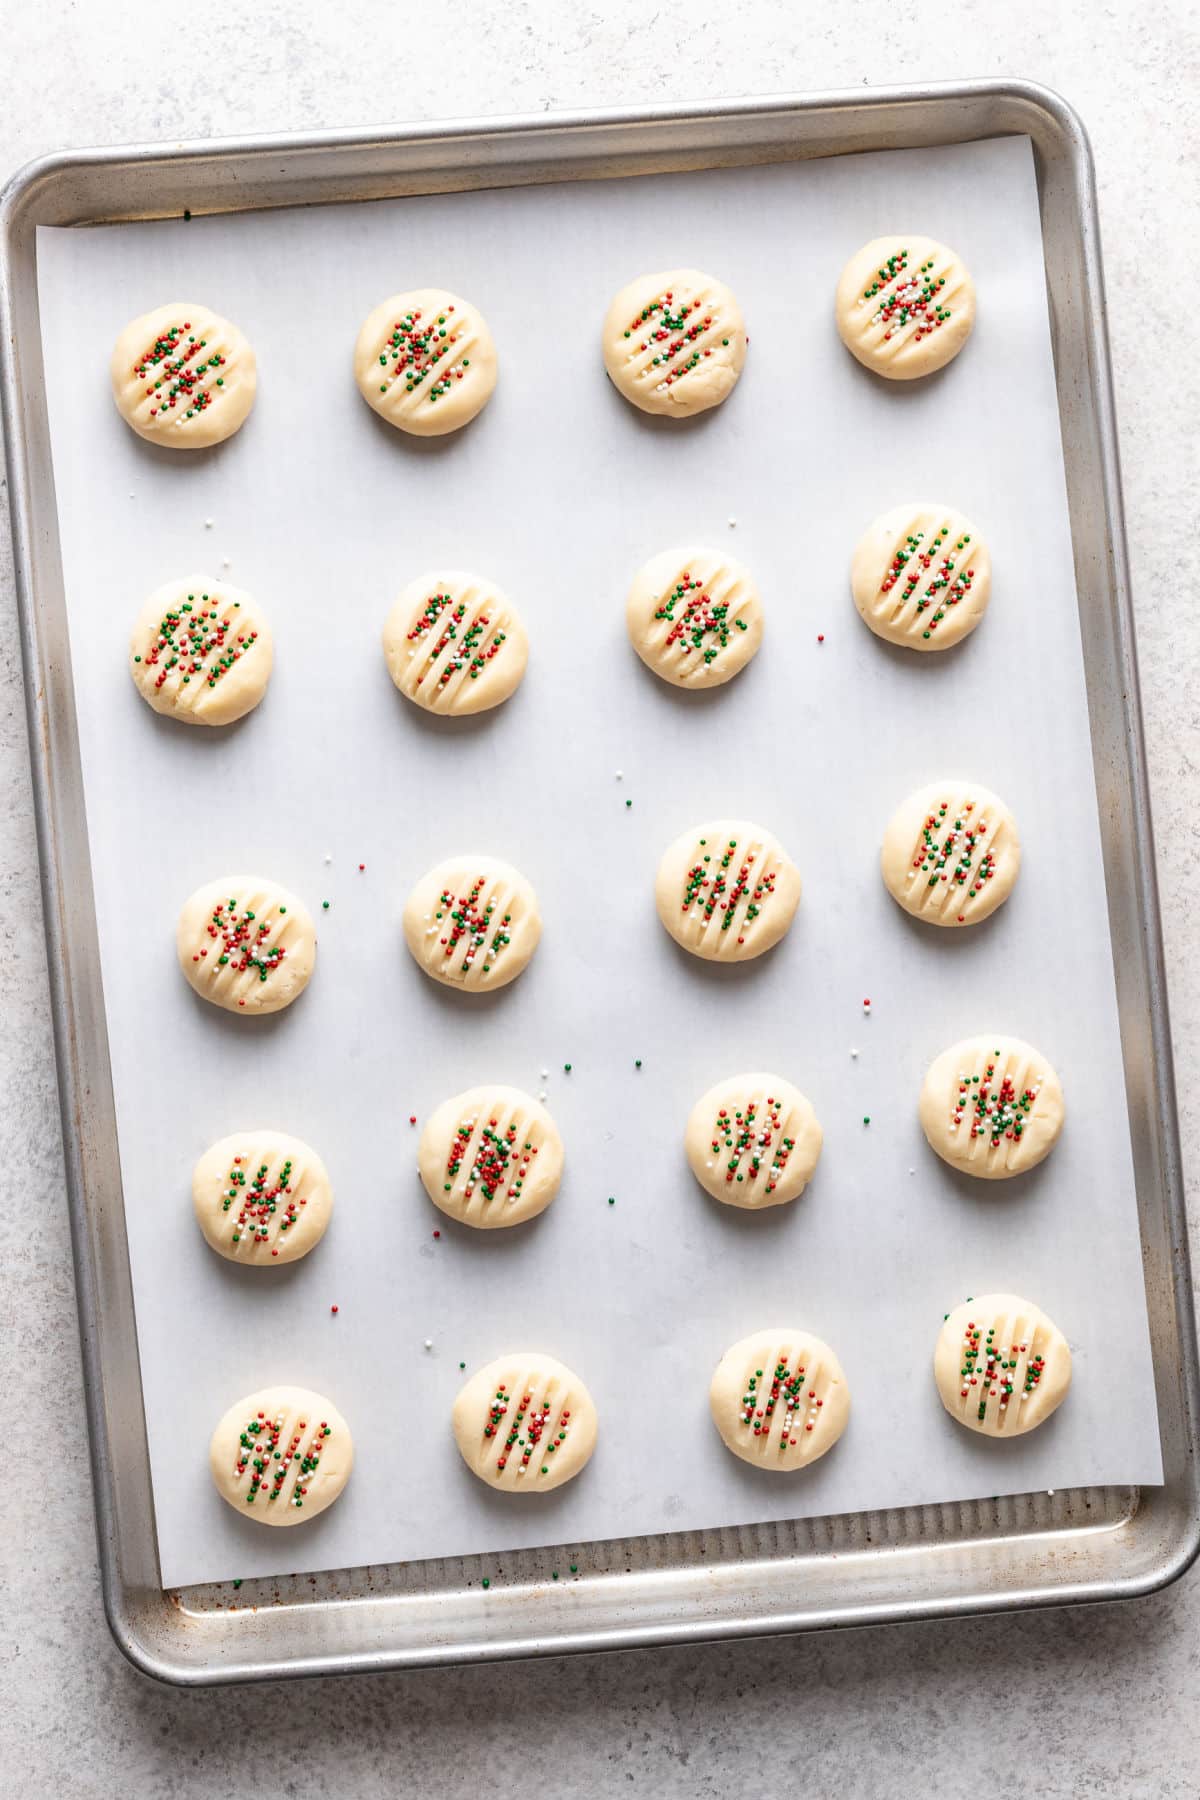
[2,6,1197,1796]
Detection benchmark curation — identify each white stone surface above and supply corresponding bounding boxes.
[1,5,1196,1795]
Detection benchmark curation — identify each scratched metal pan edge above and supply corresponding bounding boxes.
[1,79,1196,1687]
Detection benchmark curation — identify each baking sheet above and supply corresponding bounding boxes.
[35,133,1162,1590]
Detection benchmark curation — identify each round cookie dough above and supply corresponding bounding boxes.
[881,779,1020,927]
[177,875,317,1014]
[382,571,528,715]
[602,268,747,418]
[685,1073,823,1208]
[626,546,763,688]
[835,236,975,380]
[920,1035,1065,1180]
[129,578,273,725]
[403,855,541,992]
[656,820,802,961]
[851,503,990,651]
[209,1385,353,1525]
[110,302,257,448]
[419,1085,564,1228]
[193,1129,333,1263]
[934,1295,1072,1437]
[353,288,497,436]
[452,1352,598,1492]
[710,1328,850,1470]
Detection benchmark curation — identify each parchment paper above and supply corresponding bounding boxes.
[35,133,1163,1590]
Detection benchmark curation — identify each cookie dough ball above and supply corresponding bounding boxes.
[835,237,975,380]
[110,302,256,448]
[403,855,541,992]
[934,1295,1072,1436]
[881,780,1020,927]
[129,578,272,725]
[626,547,763,688]
[710,1329,850,1470]
[209,1385,352,1525]
[419,1085,564,1228]
[656,820,801,961]
[177,876,317,1014]
[602,268,747,418]
[920,1035,1065,1179]
[193,1129,333,1263]
[686,1073,822,1208]
[382,571,528,715]
[851,504,990,650]
[452,1352,597,1492]
[354,288,496,436]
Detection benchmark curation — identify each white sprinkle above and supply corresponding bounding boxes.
[423,1338,433,1350]
[615,770,623,780]
[850,1048,858,1059]
[728,516,737,527]
[540,1068,549,1079]
[538,1090,547,1103]
[204,517,214,528]
[909,1168,915,1175]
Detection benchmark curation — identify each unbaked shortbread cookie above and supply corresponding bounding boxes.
[193,1129,333,1263]
[129,579,273,725]
[209,1385,353,1525]
[602,268,747,417]
[382,571,528,715]
[354,289,497,436]
[626,547,763,688]
[851,504,990,650]
[656,820,802,961]
[835,237,975,380]
[452,1352,598,1492]
[920,1035,1065,1180]
[419,1085,564,1229]
[881,780,1020,927]
[685,1074,823,1208]
[177,876,317,1014]
[403,855,541,992]
[110,302,257,448]
[934,1295,1072,1437]
[710,1328,850,1470]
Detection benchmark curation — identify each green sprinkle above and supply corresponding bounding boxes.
[564,1063,572,1073]
[625,799,632,808]
[551,1571,559,1581]
[608,1196,615,1206]
[232,1578,242,1589]
[863,1116,871,1125]
[322,900,330,910]
[183,208,192,221]
[481,1577,490,1590]
[634,1059,642,1069]
[569,1563,578,1573]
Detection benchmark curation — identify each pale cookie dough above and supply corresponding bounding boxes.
[881,779,1020,927]
[193,1129,333,1263]
[685,1073,823,1208]
[602,268,747,417]
[626,546,763,688]
[656,820,801,961]
[129,578,273,725]
[920,1035,1065,1180]
[403,855,541,992]
[177,875,317,1014]
[209,1385,353,1525]
[110,302,256,448]
[710,1328,850,1470]
[452,1352,598,1492]
[419,1085,564,1228]
[851,503,990,650]
[382,571,528,715]
[354,289,497,436]
[934,1295,1072,1437]
[835,236,975,380]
